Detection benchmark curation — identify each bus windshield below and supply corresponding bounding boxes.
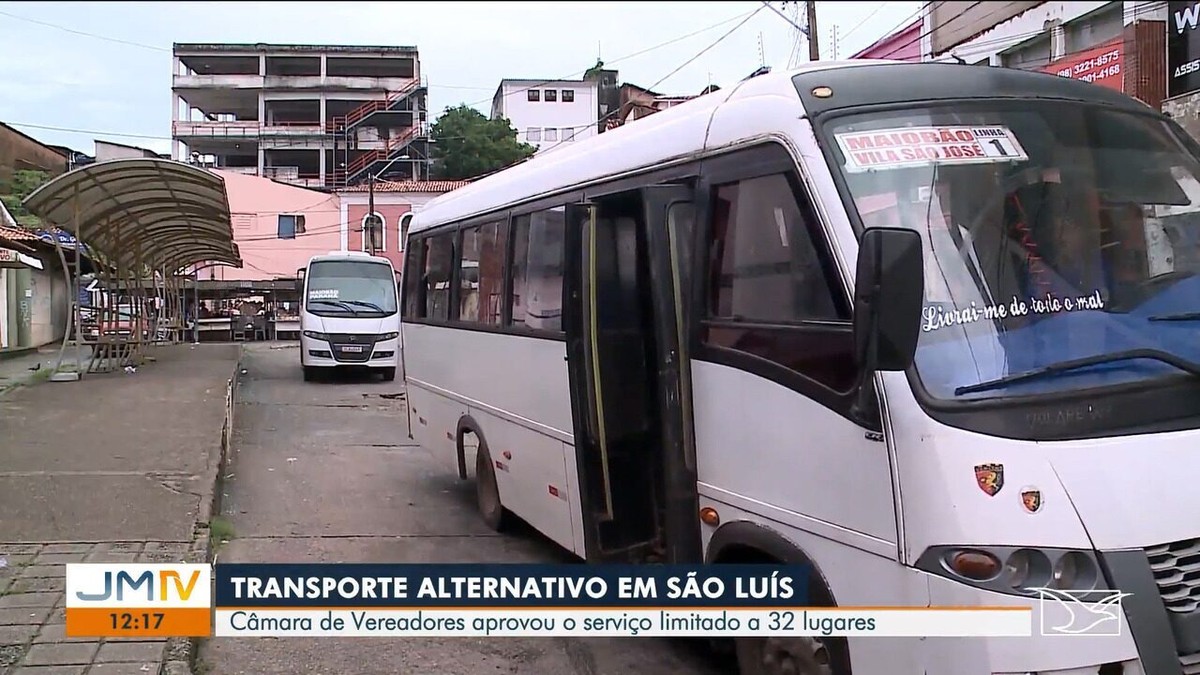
[825,101,1200,402]
[305,260,398,317]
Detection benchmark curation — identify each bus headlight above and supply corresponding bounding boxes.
[379,332,399,340]
[917,545,1105,597]
[303,330,329,341]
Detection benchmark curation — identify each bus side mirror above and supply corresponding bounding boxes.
[853,227,924,373]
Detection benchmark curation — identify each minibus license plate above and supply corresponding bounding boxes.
[339,345,363,352]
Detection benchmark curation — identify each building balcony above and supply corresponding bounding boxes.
[263,166,323,188]
[264,75,418,91]
[259,122,326,137]
[174,74,264,89]
[172,121,260,139]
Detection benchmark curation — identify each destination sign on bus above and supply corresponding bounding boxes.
[835,125,1029,172]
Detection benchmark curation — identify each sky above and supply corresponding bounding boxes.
[0,1,921,157]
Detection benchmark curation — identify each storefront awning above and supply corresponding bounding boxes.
[0,247,42,269]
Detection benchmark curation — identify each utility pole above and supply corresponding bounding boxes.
[806,0,820,61]
[366,172,379,256]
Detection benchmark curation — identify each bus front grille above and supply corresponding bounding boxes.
[1146,537,1200,614]
[327,334,376,363]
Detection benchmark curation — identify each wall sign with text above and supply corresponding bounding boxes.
[1170,1,1200,98]
[1040,38,1123,92]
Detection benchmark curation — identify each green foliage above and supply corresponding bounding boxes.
[584,59,606,79]
[0,169,51,227]
[430,105,536,180]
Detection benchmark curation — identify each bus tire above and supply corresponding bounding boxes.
[475,442,507,531]
[380,367,396,382]
[302,366,316,382]
[735,635,837,675]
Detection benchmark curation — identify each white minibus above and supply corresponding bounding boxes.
[400,60,1200,675]
[299,250,401,381]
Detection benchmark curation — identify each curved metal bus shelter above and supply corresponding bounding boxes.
[22,158,241,376]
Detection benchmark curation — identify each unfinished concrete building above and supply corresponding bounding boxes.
[171,43,430,189]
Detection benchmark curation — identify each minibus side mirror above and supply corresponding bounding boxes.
[853,227,924,373]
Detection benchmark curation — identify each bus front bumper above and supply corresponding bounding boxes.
[301,332,399,368]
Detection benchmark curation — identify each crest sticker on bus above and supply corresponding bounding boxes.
[835,126,1029,172]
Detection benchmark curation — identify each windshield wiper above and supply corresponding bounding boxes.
[308,299,359,315]
[1149,312,1200,322]
[341,300,386,312]
[954,348,1200,396]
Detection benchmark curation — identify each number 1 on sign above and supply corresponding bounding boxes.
[982,136,1026,160]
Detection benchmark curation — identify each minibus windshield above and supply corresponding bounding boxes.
[825,101,1200,402]
[305,260,398,317]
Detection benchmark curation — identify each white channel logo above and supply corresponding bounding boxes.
[1031,588,1133,636]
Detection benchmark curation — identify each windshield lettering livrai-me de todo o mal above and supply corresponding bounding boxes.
[305,260,398,316]
[827,102,1200,401]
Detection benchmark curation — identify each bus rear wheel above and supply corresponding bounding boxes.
[735,636,837,675]
[474,442,507,531]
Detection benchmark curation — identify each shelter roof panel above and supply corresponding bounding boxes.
[21,158,242,273]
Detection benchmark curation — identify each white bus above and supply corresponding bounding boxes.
[299,250,401,382]
[400,60,1200,675]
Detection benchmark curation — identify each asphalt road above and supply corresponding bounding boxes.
[200,343,733,675]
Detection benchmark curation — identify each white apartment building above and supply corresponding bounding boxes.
[490,79,599,153]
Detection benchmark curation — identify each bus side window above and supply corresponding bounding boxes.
[423,233,455,321]
[458,220,507,325]
[509,209,566,333]
[701,172,856,395]
[402,237,424,319]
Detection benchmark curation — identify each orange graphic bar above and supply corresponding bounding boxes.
[66,607,211,638]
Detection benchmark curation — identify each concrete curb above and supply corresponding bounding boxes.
[161,346,243,675]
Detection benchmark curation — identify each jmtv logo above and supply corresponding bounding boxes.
[66,564,211,607]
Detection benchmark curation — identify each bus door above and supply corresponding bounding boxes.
[563,186,701,564]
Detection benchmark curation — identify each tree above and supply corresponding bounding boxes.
[430,105,536,180]
[0,169,51,227]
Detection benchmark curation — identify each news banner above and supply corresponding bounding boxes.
[63,563,1033,638]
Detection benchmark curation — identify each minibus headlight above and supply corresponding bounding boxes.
[303,330,329,341]
[917,545,1106,597]
[379,332,399,340]
[1002,548,1051,590]
[1052,550,1098,590]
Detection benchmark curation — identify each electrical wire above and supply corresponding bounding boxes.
[513,6,767,163]
[838,2,890,44]
[0,6,757,100]
[847,1,932,57]
[459,7,765,109]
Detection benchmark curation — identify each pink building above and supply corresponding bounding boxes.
[337,180,470,272]
[203,170,343,281]
[851,19,923,61]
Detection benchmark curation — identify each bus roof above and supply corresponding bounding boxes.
[410,59,1157,235]
[305,250,394,267]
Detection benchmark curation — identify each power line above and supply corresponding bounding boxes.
[0,8,168,52]
[917,1,1163,63]
[850,1,936,59]
[531,7,766,160]
[0,6,752,99]
[461,7,763,109]
[838,3,889,44]
[4,8,766,153]
[877,1,985,60]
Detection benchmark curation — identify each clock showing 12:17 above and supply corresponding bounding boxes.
[109,612,165,632]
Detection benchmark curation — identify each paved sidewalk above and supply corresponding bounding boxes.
[0,344,93,397]
[0,343,242,675]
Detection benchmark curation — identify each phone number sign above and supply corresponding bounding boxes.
[1041,39,1123,92]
